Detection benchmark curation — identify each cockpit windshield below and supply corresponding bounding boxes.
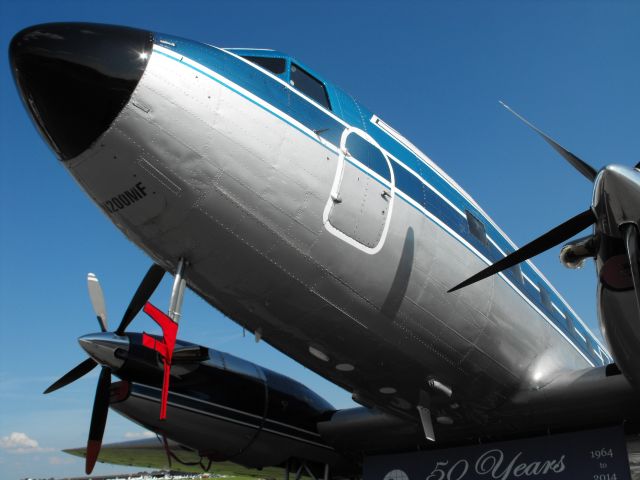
[240,54,332,111]
[290,63,331,110]
[242,55,286,75]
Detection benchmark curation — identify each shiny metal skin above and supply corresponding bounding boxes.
[590,165,640,387]
[78,332,129,370]
[592,165,640,236]
[168,258,187,323]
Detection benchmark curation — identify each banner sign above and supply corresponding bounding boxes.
[364,426,630,480]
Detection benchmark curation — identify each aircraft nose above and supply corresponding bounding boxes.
[78,332,130,370]
[9,22,154,161]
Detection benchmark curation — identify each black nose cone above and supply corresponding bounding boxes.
[9,23,154,160]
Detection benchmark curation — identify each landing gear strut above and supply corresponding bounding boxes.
[169,258,187,323]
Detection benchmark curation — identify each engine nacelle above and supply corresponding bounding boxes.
[109,334,344,470]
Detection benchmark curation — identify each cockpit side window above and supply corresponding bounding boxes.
[290,63,331,110]
[243,56,286,75]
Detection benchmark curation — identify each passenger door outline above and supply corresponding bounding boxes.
[322,127,395,254]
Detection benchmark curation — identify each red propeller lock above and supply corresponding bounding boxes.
[141,302,179,420]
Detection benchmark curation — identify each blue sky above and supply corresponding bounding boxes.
[1,0,639,478]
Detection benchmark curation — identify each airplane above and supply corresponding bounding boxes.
[9,21,640,477]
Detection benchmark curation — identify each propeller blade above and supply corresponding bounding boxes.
[87,273,108,332]
[115,264,165,335]
[449,209,596,293]
[499,101,598,182]
[623,224,640,318]
[85,367,111,474]
[43,358,98,394]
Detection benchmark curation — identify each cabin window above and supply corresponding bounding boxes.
[503,247,523,283]
[538,284,552,311]
[574,326,587,344]
[242,56,286,75]
[564,311,575,334]
[598,347,609,363]
[510,263,523,283]
[593,344,603,363]
[290,63,331,110]
[345,133,390,181]
[465,210,487,245]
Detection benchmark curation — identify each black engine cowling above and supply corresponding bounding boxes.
[110,334,342,469]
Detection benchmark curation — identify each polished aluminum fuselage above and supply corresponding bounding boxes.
[63,42,594,423]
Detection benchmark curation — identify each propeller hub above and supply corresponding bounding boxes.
[78,332,129,370]
[593,164,640,237]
